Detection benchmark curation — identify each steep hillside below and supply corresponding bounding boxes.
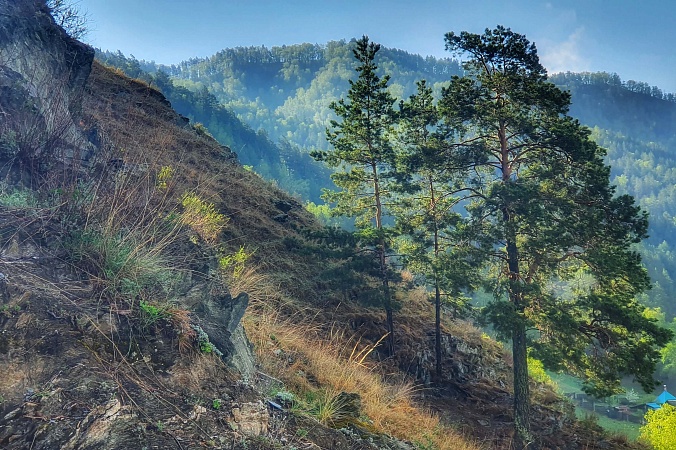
[96,50,334,203]
[0,3,654,450]
[0,2,387,448]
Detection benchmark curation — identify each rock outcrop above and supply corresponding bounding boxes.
[187,285,256,380]
[0,0,95,173]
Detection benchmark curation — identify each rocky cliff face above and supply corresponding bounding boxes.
[0,0,94,174]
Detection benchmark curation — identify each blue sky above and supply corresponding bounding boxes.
[78,0,676,93]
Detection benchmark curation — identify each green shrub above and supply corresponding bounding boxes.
[527,354,555,386]
[219,246,251,279]
[193,123,213,138]
[641,403,676,449]
[0,184,37,209]
[156,166,174,189]
[139,300,171,329]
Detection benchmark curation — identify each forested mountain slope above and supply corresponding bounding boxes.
[551,72,676,316]
[101,45,676,320]
[161,42,461,150]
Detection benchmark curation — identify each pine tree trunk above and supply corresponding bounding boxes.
[374,164,394,356]
[435,281,442,377]
[499,120,535,449]
[386,302,394,356]
[380,239,394,356]
[431,177,442,376]
[512,317,534,449]
[507,238,535,449]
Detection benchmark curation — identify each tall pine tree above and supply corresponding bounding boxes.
[312,36,399,355]
[396,80,480,376]
[440,26,671,449]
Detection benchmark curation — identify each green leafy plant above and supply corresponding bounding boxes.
[156,166,174,189]
[212,398,222,410]
[527,354,555,386]
[139,300,171,329]
[219,246,251,279]
[0,185,37,209]
[0,305,19,317]
[192,325,223,357]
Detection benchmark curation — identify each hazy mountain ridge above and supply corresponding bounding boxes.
[141,41,462,150]
[551,72,676,317]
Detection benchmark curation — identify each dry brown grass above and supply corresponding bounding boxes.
[84,61,323,300]
[244,297,481,450]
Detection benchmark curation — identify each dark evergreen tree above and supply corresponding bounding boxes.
[312,36,399,355]
[396,80,480,376]
[441,26,672,449]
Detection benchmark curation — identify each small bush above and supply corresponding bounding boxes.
[156,166,174,190]
[193,123,213,138]
[528,354,555,386]
[0,186,37,209]
[180,192,227,244]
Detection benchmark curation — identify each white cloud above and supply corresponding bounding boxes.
[540,27,589,74]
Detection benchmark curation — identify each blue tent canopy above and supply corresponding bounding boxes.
[646,386,676,409]
[655,389,676,405]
